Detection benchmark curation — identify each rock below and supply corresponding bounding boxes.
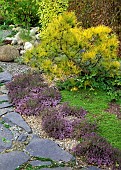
[2,112,32,133]
[0,45,19,61]
[0,95,9,102]
[20,50,26,55]
[0,123,13,152]
[11,38,17,45]
[17,133,28,142]
[0,71,12,83]
[0,108,14,116]
[25,135,75,163]
[14,32,21,40]
[18,40,24,45]
[0,151,30,170]
[35,33,40,40]
[24,42,33,50]
[0,102,12,109]
[29,160,52,166]
[30,27,39,36]
[5,37,13,41]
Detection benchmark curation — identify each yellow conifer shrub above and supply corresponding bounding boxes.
[23,12,120,81]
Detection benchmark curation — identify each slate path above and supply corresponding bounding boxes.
[0,71,102,170]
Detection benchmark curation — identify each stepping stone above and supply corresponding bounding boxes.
[29,160,52,166]
[0,102,12,109]
[0,107,14,116]
[41,168,72,170]
[0,123,13,152]
[0,85,9,94]
[0,151,30,170]
[0,95,9,102]
[25,135,75,163]
[0,71,12,83]
[2,112,32,133]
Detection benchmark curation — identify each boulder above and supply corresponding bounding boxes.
[0,45,19,61]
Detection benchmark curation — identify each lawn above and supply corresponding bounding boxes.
[61,89,121,149]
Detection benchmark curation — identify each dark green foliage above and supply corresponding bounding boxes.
[0,0,40,29]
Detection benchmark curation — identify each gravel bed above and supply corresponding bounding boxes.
[0,61,31,76]
[0,61,80,152]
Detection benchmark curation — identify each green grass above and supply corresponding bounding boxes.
[60,89,121,149]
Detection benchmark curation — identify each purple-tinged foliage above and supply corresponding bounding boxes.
[59,102,87,118]
[42,107,81,139]
[72,133,121,168]
[6,72,61,116]
[42,104,96,140]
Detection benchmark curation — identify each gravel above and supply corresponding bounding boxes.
[0,61,31,76]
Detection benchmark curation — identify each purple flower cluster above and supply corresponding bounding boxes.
[6,72,61,115]
[42,103,96,140]
[72,132,121,168]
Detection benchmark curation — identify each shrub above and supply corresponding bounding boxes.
[23,12,120,88]
[72,133,121,168]
[6,72,61,115]
[68,0,121,57]
[0,0,39,29]
[37,0,69,30]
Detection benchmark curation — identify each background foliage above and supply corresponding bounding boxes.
[0,0,39,29]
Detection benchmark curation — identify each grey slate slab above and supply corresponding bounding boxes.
[0,123,13,152]
[29,160,52,166]
[0,107,14,116]
[0,94,9,102]
[0,151,30,170]
[0,85,9,94]
[2,112,32,133]
[25,135,75,163]
[0,71,12,83]
[0,94,9,101]
[0,102,12,109]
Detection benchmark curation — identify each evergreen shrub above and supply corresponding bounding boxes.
[23,12,120,97]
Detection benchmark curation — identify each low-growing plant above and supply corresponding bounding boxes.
[6,72,61,115]
[72,133,121,169]
[42,103,97,140]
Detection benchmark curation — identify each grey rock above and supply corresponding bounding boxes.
[0,30,12,40]
[0,123,13,152]
[0,107,14,116]
[0,102,12,109]
[2,112,32,133]
[17,133,28,142]
[25,136,75,163]
[0,151,30,170]
[81,167,101,170]
[0,85,9,94]
[41,168,72,170]
[0,95,9,102]
[0,71,12,83]
[0,45,19,62]
[29,160,52,166]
